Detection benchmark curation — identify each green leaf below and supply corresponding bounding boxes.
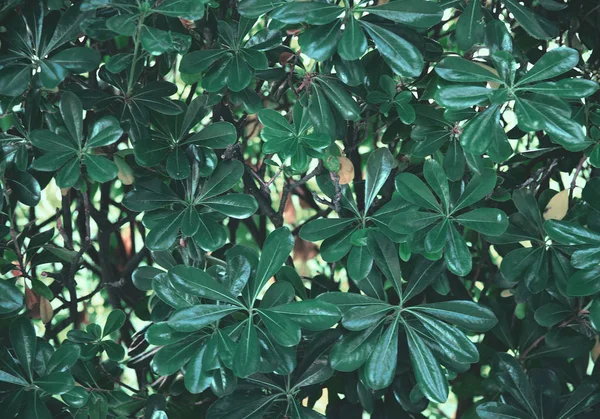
[501,247,547,294]
[185,346,212,394]
[455,0,485,50]
[252,227,294,300]
[193,215,227,252]
[454,168,497,212]
[445,223,472,276]
[460,105,501,154]
[84,154,118,183]
[367,230,403,298]
[364,148,395,211]
[366,1,442,28]
[517,47,579,86]
[347,245,373,281]
[10,317,36,381]
[359,21,424,77]
[140,26,172,56]
[412,301,497,332]
[87,117,123,148]
[50,47,101,73]
[395,172,441,212]
[435,85,493,110]
[391,211,442,234]
[156,0,206,20]
[199,160,244,200]
[514,96,586,151]
[493,353,539,417]
[166,147,191,180]
[405,323,448,403]
[103,310,126,337]
[364,316,399,390]
[436,57,504,83]
[330,324,380,372]
[477,402,531,419]
[534,303,571,327]
[46,344,80,374]
[168,265,242,306]
[504,0,557,40]
[43,4,93,54]
[23,392,52,419]
[62,386,90,408]
[454,208,508,235]
[202,194,258,219]
[423,159,449,212]
[34,372,75,395]
[60,92,83,145]
[342,304,392,331]
[567,266,600,297]
[298,21,342,62]
[338,15,367,61]
[152,336,203,375]
[557,381,600,419]
[300,218,357,241]
[186,121,237,148]
[309,84,336,138]
[168,304,240,332]
[522,78,599,98]
[0,370,28,386]
[258,310,301,347]
[180,50,231,74]
[227,54,253,92]
[403,258,446,302]
[233,320,260,377]
[0,64,31,96]
[414,313,479,364]
[0,280,24,315]
[267,300,341,331]
[39,59,68,89]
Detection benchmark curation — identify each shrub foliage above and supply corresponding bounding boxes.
[2,0,600,418]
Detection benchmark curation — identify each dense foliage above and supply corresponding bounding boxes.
[2,0,600,417]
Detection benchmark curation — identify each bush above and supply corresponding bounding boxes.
[1,0,600,417]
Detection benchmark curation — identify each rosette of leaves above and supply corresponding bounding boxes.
[301,148,415,285]
[142,228,342,397]
[0,1,100,96]
[0,317,80,418]
[123,159,258,251]
[406,105,494,181]
[435,48,599,157]
[66,309,127,361]
[392,159,508,276]
[75,70,184,147]
[179,18,280,92]
[477,353,600,419]
[28,92,123,188]
[143,95,237,178]
[304,75,362,140]
[242,0,442,77]
[543,219,600,298]
[81,0,208,58]
[317,290,497,403]
[367,75,415,124]
[487,189,572,296]
[257,104,331,173]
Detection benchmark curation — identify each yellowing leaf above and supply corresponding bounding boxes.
[544,189,569,221]
[337,156,354,185]
[40,297,54,324]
